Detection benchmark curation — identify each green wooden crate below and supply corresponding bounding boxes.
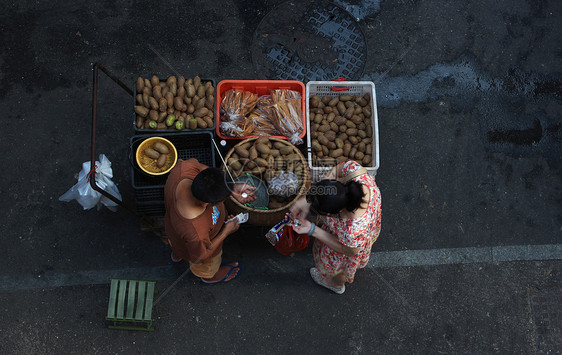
[106,278,156,331]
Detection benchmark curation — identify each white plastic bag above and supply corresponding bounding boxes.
[267,171,299,197]
[59,154,122,211]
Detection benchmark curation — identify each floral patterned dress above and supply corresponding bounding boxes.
[313,161,382,283]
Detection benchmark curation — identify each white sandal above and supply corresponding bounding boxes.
[310,268,345,294]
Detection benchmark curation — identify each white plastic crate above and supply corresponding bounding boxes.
[306,81,380,181]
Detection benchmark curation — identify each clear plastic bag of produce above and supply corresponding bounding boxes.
[267,171,299,198]
[258,89,304,144]
[59,154,122,211]
[219,89,259,137]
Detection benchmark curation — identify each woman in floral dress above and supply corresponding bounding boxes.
[289,161,382,294]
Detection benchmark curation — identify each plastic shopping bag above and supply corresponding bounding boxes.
[59,154,122,211]
[274,225,310,255]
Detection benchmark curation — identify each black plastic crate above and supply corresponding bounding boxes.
[133,76,216,133]
[130,131,216,205]
[135,202,166,217]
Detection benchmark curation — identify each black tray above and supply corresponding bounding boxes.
[130,131,216,205]
[133,76,216,133]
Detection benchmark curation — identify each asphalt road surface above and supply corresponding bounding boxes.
[0,0,560,354]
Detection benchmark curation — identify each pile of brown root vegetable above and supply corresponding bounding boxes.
[309,93,374,167]
[134,75,215,130]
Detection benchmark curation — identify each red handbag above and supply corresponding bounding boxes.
[274,225,310,255]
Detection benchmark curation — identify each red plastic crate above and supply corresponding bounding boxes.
[215,80,306,141]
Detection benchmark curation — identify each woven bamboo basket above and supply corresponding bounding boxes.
[223,137,310,226]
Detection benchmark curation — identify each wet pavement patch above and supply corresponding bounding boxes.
[529,288,562,354]
[251,0,366,81]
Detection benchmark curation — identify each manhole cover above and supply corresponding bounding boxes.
[251,0,367,82]
[529,288,562,354]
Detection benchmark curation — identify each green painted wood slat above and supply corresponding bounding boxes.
[107,279,119,318]
[135,281,146,320]
[144,282,155,320]
[126,280,137,319]
[116,279,127,319]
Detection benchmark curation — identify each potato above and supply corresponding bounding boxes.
[165,92,174,108]
[156,154,167,168]
[255,143,270,155]
[349,136,360,145]
[177,86,185,99]
[324,130,336,142]
[169,82,177,96]
[174,96,184,111]
[334,116,346,125]
[196,117,207,128]
[355,151,365,160]
[249,146,258,160]
[193,76,201,89]
[203,116,213,128]
[147,97,158,110]
[186,84,196,98]
[193,107,209,118]
[330,148,343,158]
[279,145,293,155]
[317,134,329,146]
[151,75,160,87]
[134,105,149,117]
[142,93,150,107]
[195,98,207,110]
[357,142,366,153]
[157,97,167,112]
[144,148,160,159]
[335,138,344,149]
[136,115,144,128]
[205,97,214,110]
[362,154,372,165]
[177,76,185,88]
[153,142,170,154]
[337,102,346,115]
[197,85,205,98]
[230,160,242,171]
[136,77,144,92]
[255,157,268,167]
[344,107,354,119]
[235,146,250,158]
[149,109,159,121]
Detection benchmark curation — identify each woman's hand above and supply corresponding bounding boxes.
[290,216,313,235]
[288,196,310,220]
[222,214,240,235]
[232,184,257,204]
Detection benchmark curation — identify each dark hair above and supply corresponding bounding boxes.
[191,168,234,203]
[307,180,366,214]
